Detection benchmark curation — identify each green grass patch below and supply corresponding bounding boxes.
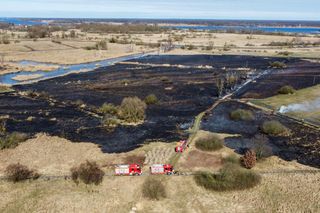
[195,135,224,151]
[278,85,295,95]
[261,120,290,137]
[250,85,320,125]
[144,94,158,105]
[230,109,254,121]
[194,163,261,191]
[98,103,118,115]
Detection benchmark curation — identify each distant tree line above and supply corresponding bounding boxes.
[76,23,166,34]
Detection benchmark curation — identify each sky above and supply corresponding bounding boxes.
[0,0,319,20]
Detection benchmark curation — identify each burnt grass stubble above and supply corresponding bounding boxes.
[1,55,319,164]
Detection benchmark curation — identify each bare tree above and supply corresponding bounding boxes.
[252,134,272,160]
[215,77,225,97]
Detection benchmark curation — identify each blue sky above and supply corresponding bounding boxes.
[0,0,319,20]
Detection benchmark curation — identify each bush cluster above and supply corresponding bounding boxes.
[0,132,28,150]
[230,109,254,121]
[261,120,290,136]
[95,40,108,50]
[98,103,118,115]
[278,85,295,94]
[118,97,147,123]
[71,161,105,185]
[144,94,158,105]
[194,164,261,191]
[5,163,40,182]
[195,135,224,151]
[142,177,166,200]
[0,35,10,44]
[241,150,257,169]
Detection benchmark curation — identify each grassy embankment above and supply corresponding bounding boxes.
[251,84,320,124]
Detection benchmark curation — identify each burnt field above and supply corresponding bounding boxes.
[201,101,320,168]
[0,55,319,157]
[235,59,320,98]
[0,55,275,153]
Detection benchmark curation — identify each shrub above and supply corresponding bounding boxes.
[194,164,261,191]
[195,135,224,151]
[269,61,287,69]
[261,120,290,136]
[0,132,28,150]
[98,103,118,115]
[142,177,166,200]
[102,117,119,129]
[70,161,105,185]
[241,150,257,169]
[118,97,147,123]
[95,40,108,50]
[5,163,40,182]
[230,109,254,121]
[144,94,158,105]
[278,85,295,94]
[1,35,10,44]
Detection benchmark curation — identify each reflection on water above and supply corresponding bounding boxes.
[0,53,146,85]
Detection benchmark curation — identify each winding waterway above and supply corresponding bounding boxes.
[0,53,146,85]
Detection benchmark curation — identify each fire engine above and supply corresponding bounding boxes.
[115,164,142,176]
[150,164,174,175]
[175,140,188,153]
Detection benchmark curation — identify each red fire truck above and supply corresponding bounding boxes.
[115,164,142,176]
[150,164,174,175]
[175,140,188,153]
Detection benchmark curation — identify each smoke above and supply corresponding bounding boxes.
[279,98,320,113]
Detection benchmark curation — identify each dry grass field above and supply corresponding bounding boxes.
[0,132,319,213]
[1,29,320,76]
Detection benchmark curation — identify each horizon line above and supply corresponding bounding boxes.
[1,17,320,22]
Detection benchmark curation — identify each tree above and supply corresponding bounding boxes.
[70,30,76,38]
[241,150,257,169]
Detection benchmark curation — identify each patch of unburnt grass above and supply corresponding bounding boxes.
[194,163,261,191]
[195,135,224,151]
[144,94,158,105]
[230,109,254,121]
[261,120,291,137]
[278,85,295,95]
